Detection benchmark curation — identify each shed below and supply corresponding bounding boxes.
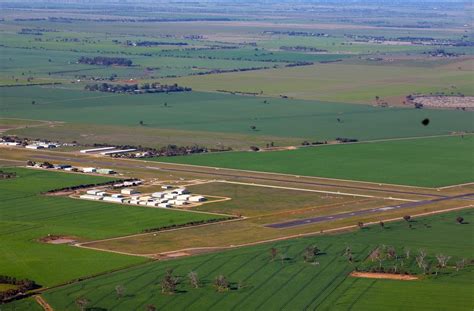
[97,168,116,175]
[189,196,206,202]
[151,192,165,198]
[86,189,102,195]
[121,188,138,195]
[80,194,103,201]
[177,194,191,201]
[103,196,124,203]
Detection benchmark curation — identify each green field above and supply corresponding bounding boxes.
[1,86,473,145]
[11,209,471,311]
[167,60,474,104]
[0,168,222,286]
[154,135,474,187]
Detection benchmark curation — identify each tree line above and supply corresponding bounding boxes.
[78,56,133,66]
[0,275,40,303]
[84,82,191,94]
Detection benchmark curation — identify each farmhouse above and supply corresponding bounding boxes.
[158,203,171,208]
[161,185,173,189]
[82,167,97,173]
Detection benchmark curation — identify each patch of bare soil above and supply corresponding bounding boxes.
[260,146,298,152]
[39,235,78,244]
[161,251,191,258]
[44,190,75,196]
[350,271,418,280]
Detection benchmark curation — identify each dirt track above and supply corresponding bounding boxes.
[350,271,418,281]
[34,295,54,311]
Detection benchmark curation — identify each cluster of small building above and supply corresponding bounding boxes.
[0,138,67,149]
[79,185,206,208]
[28,161,116,175]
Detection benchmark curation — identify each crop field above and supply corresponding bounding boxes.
[167,60,474,104]
[155,135,474,187]
[6,209,469,311]
[0,168,223,286]
[1,86,473,145]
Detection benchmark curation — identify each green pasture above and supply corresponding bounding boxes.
[1,86,473,143]
[16,209,472,311]
[154,135,474,187]
[0,168,221,286]
[168,61,474,103]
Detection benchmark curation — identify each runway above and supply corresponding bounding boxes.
[265,193,474,229]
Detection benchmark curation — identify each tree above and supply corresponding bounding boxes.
[115,284,125,299]
[303,245,320,263]
[214,275,229,292]
[188,271,200,289]
[386,246,396,260]
[416,250,427,273]
[75,297,90,311]
[161,269,179,294]
[405,248,410,260]
[456,258,466,271]
[270,248,278,261]
[31,100,36,105]
[139,120,144,126]
[379,221,385,228]
[456,216,464,224]
[250,125,257,131]
[357,222,364,229]
[279,253,288,265]
[403,215,411,222]
[146,305,157,311]
[435,254,451,268]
